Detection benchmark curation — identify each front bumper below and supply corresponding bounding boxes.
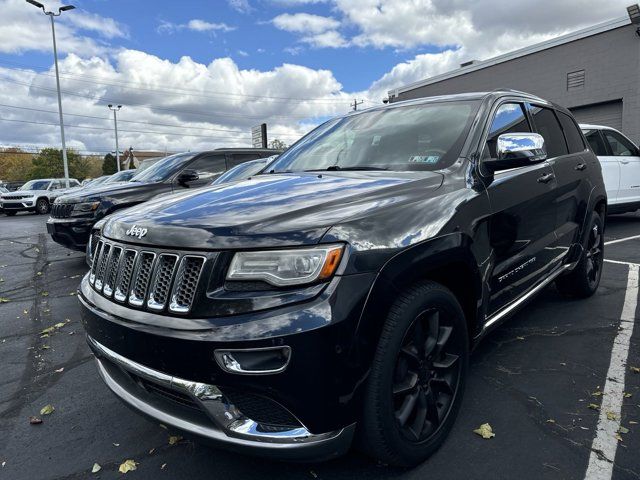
[46,217,94,251]
[0,200,35,212]
[88,336,355,461]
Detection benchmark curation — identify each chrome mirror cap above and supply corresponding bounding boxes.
[497,132,547,163]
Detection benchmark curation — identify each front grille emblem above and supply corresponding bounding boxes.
[125,225,148,239]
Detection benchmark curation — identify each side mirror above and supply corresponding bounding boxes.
[177,169,199,186]
[485,133,547,172]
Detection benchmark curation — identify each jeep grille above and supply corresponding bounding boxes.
[89,238,207,314]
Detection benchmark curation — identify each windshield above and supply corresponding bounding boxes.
[212,158,271,185]
[269,101,479,173]
[131,153,196,183]
[107,170,136,183]
[20,180,51,191]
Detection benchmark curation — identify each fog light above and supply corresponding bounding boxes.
[214,346,291,375]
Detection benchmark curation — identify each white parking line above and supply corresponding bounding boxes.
[604,234,640,246]
[604,259,640,268]
[584,264,639,480]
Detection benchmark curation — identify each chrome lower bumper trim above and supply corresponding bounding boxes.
[87,336,354,459]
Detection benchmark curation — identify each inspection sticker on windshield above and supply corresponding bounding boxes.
[409,155,439,164]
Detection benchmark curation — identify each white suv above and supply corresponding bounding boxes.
[0,178,80,216]
[580,124,640,214]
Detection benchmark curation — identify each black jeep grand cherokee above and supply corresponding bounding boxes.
[47,148,279,251]
[79,91,606,466]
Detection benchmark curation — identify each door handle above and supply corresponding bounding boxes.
[575,163,587,171]
[620,160,630,164]
[537,173,555,184]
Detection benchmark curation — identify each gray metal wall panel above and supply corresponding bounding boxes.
[570,101,623,130]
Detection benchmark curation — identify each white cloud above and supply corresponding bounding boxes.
[272,13,339,34]
[0,0,121,55]
[237,49,249,57]
[272,13,348,48]
[187,19,235,33]
[158,19,235,34]
[228,0,253,14]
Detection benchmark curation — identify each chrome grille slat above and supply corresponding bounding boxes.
[94,243,112,291]
[169,256,206,314]
[114,249,137,303]
[102,246,123,297]
[129,252,156,307]
[147,254,179,311]
[89,240,104,284]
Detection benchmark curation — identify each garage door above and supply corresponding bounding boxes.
[569,100,623,130]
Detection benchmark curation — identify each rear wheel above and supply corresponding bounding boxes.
[359,281,468,467]
[36,198,50,215]
[555,211,604,298]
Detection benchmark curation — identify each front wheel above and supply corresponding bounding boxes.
[359,281,469,467]
[36,198,50,215]
[555,211,604,298]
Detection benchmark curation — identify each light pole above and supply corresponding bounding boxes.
[108,104,122,172]
[26,0,75,188]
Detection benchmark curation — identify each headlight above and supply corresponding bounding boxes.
[227,244,344,287]
[73,201,100,213]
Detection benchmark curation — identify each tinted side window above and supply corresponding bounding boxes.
[485,103,531,158]
[228,153,262,169]
[603,131,638,156]
[529,106,568,158]
[187,155,226,181]
[557,112,585,153]
[582,129,608,156]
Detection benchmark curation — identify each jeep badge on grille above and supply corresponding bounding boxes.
[125,225,148,239]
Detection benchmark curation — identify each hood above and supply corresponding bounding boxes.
[56,181,161,203]
[102,171,444,249]
[2,190,42,198]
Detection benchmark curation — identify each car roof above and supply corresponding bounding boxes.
[578,123,620,132]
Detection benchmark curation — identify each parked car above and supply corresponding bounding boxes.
[82,176,110,188]
[106,169,138,183]
[0,178,81,215]
[580,124,640,214]
[211,155,277,185]
[79,91,605,466]
[137,156,164,172]
[47,148,280,251]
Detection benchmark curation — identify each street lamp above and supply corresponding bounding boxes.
[25,0,76,188]
[108,105,122,172]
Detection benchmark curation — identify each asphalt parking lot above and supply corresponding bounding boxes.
[1,212,639,480]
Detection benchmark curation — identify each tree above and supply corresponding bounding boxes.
[0,148,34,181]
[268,139,288,150]
[30,148,90,180]
[102,153,117,175]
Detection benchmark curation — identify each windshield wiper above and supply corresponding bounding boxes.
[306,165,389,172]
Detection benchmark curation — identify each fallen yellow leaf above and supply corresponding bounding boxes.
[615,433,623,442]
[91,463,101,473]
[591,391,603,397]
[546,419,556,424]
[588,403,600,410]
[168,435,182,445]
[618,426,630,434]
[0,298,10,303]
[118,459,137,474]
[631,366,640,373]
[41,292,49,297]
[41,327,55,335]
[40,404,54,415]
[473,423,495,439]
[606,411,617,421]
[54,322,66,329]
[624,392,632,398]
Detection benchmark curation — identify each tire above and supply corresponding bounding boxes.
[4,211,16,216]
[36,198,50,215]
[359,281,469,467]
[555,211,604,298]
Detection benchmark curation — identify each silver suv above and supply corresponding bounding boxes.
[0,178,80,216]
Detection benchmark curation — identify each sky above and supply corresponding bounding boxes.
[0,0,633,155]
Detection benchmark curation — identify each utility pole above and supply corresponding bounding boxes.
[108,104,122,172]
[350,99,364,111]
[26,0,75,187]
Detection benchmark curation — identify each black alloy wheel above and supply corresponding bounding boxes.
[393,308,461,442]
[584,222,603,290]
[359,281,469,467]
